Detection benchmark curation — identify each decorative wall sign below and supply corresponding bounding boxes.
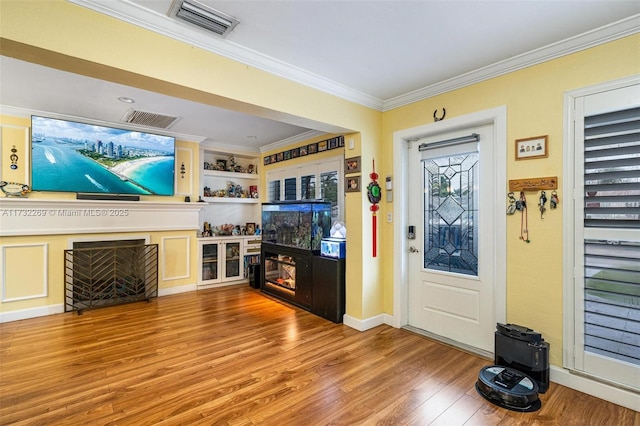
[263,136,344,166]
[516,135,548,160]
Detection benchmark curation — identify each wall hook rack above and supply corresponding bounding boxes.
[509,176,558,192]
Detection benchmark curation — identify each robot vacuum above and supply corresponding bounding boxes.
[476,365,541,412]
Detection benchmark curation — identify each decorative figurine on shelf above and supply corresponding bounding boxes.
[203,186,212,197]
[229,155,237,172]
[248,164,255,174]
[232,225,241,236]
[255,224,261,235]
[202,222,212,237]
[227,181,236,197]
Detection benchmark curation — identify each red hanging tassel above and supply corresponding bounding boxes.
[368,159,382,258]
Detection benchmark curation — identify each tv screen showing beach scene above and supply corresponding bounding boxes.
[31,115,175,196]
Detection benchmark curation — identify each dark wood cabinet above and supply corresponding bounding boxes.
[311,256,345,323]
[261,242,345,322]
[261,242,312,309]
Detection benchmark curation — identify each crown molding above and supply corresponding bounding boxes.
[69,2,639,113]
[259,130,326,153]
[198,130,324,156]
[383,14,640,111]
[0,105,207,143]
[69,0,384,110]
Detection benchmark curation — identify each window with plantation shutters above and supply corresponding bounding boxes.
[566,80,640,393]
[582,105,640,369]
[583,106,640,228]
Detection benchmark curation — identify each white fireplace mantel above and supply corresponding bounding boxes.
[0,198,206,236]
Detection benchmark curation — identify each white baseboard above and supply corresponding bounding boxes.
[0,285,197,323]
[550,366,639,412]
[159,283,197,296]
[343,313,387,331]
[0,304,64,323]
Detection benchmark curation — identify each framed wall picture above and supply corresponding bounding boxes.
[345,156,361,173]
[516,135,548,160]
[345,176,361,192]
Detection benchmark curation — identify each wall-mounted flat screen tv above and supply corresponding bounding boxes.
[31,115,175,196]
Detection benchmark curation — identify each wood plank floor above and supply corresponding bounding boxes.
[1,286,637,425]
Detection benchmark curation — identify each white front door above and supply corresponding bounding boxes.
[407,123,497,353]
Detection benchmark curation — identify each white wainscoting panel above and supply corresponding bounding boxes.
[1,243,48,302]
[162,235,191,280]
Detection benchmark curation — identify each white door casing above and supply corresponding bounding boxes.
[392,106,507,355]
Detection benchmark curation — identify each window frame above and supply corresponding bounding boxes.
[266,154,344,221]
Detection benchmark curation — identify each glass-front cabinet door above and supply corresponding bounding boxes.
[223,241,242,281]
[200,242,220,283]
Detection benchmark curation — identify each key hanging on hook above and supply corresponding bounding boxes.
[507,192,517,215]
[519,191,530,243]
[539,191,547,219]
[550,190,559,209]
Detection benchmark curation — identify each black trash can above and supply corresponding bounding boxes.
[248,264,261,289]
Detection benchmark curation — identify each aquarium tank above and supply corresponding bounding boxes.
[261,201,332,251]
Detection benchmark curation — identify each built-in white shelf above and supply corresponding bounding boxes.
[203,170,259,180]
[202,197,259,204]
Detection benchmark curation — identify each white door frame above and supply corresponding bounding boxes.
[391,106,507,338]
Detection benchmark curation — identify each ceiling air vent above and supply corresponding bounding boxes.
[169,0,239,38]
[122,110,180,129]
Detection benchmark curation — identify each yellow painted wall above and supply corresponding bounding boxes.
[381,35,640,365]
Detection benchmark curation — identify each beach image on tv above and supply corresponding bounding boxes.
[31,116,175,195]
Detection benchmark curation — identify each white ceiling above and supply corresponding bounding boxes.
[1,0,638,152]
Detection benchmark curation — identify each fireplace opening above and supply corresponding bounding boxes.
[64,239,158,314]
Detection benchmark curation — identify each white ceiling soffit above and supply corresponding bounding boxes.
[69,1,640,112]
[169,0,239,38]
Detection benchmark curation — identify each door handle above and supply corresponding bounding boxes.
[409,246,419,253]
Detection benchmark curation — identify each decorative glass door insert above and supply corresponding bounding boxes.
[423,153,479,276]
